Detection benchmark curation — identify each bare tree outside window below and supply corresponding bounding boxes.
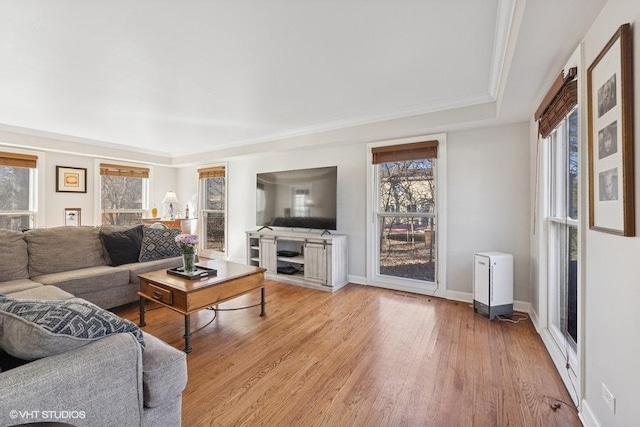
[202,176,226,252]
[0,166,33,231]
[377,160,436,282]
[101,176,146,225]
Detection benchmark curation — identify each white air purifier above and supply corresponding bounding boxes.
[473,252,513,320]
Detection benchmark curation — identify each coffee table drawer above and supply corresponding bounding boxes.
[146,283,173,305]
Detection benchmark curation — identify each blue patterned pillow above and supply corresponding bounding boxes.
[0,295,145,360]
[138,227,182,262]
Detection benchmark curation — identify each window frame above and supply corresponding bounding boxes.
[197,163,228,259]
[95,160,151,226]
[0,148,44,229]
[366,134,447,297]
[538,105,582,406]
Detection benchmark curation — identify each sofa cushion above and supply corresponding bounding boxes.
[0,296,145,360]
[30,266,130,296]
[141,332,188,407]
[139,227,181,262]
[0,229,29,281]
[126,256,183,284]
[100,224,145,266]
[7,285,74,300]
[76,282,140,309]
[24,226,107,276]
[0,279,42,295]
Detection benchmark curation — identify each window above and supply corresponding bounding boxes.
[536,64,579,403]
[198,165,226,254]
[372,141,438,284]
[100,163,149,225]
[292,187,310,217]
[0,151,37,231]
[548,109,579,354]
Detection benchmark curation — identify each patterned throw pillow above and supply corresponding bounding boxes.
[0,295,145,361]
[139,227,182,262]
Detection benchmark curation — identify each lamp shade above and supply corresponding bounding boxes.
[161,191,180,204]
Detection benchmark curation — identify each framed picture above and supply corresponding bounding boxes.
[56,166,87,193]
[64,208,81,226]
[588,23,635,236]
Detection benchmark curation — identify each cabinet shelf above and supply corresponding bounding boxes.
[277,255,304,264]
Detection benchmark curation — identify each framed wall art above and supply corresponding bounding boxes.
[56,166,87,193]
[64,208,81,226]
[588,23,635,236]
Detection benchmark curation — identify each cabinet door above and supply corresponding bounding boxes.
[260,236,278,273]
[304,241,327,284]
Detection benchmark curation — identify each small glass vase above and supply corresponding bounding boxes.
[182,252,196,273]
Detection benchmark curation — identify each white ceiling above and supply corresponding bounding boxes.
[0,0,607,159]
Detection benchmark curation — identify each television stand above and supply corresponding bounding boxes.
[246,229,348,292]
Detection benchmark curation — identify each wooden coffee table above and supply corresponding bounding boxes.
[138,259,267,353]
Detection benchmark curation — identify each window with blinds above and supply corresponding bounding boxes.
[536,65,579,396]
[0,151,38,231]
[198,165,226,254]
[371,140,438,284]
[100,163,150,226]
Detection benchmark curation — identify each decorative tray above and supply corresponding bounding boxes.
[167,265,217,279]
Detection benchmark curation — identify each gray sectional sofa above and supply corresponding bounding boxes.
[0,226,189,426]
[0,225,183,309]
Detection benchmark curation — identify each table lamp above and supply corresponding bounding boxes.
[161,191,180,220]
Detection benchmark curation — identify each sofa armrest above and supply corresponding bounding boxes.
[0,333,143,427]
[141,332,187,407]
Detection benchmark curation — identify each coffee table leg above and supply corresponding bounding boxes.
[260,287,266,317]
[139,297,146,327]
[184,314,192,353]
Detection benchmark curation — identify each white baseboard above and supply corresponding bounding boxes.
[446,290,473,303]
[529,307,541,333]
[445,291,530,314]
[347,275,367,285]
[579,399,601,427]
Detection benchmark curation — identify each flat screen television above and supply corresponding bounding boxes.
[256,166,337,230]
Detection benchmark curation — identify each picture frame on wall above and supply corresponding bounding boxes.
[64,208,81,226]
[587,23,635,236]
[56,166,87,193]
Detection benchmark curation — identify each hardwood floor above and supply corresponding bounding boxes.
[115,281,581,427]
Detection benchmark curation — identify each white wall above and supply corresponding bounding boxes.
[45,152,95,226]
[0,143,175,227]
[181,144,368,276]
[579,1,640,426]
[176,122,531,299]
[447,123,531,301]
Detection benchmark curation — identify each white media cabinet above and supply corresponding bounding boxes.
[246,229,348,291]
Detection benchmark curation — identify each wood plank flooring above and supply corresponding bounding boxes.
[115,281,581,427]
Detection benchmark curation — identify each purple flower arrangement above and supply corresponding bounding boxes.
[175,234,198,254]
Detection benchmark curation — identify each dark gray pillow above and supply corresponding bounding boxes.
[100,224,145,266]
[0,296,145,360]
[139,227,181,262]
